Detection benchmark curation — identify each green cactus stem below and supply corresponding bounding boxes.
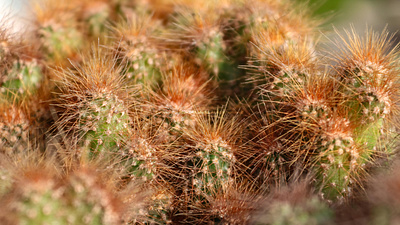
[82,1,111,37]
[191,144,234,196]
[171,7,239,82]
[1,59,43,100]
[78,92,131,157]
[55,48,134,159]
[6,167,125,225]
[0,105,31,155]
[113,14,166,88]
[119,37,164,87]
[334,28,400,153]
[39,25,83,62]
[313,112,370,202]
[183,110,241,202]
[259,196,333,225]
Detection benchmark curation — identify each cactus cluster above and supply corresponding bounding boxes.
[1,0,400,224]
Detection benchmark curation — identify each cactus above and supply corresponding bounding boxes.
[0,156,13,197]
[143,187,174,224]
[0,33,44,101]
[205,179,263,225]
[55,47,134,158]
[313,110,365,201]
[0,103,31,155]
[2,164,128,225]
[126,112,175,183]
[181,108,244,213]
[147,64,216,134]
[311,28,400,201]
[333,28,400,152]
[259,195,333,225]
[1,59,43,100]
[81,0,113,37]
[33,0,84,64]
[170,5,237,81]
[0,149,150,224]
[2,0,400,223]
[0,151,64,224]
[253,180,334,225]
[112,13,166,87]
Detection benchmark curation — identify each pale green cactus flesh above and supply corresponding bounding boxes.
[79,93,130,157]
[123,44,162,87]
[259,197,333,225]
[192,145,233,196]
[1,60,43,100]
[39,26,83,60]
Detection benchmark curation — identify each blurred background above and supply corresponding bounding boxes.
[300,0,400,36]
[1,0,400,40]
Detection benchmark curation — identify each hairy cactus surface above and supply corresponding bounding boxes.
[1,0,400,224]
[54,48,135,158]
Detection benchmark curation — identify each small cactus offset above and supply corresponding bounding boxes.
[0,32,44,101]
[333,28,400,152]
[2,0,400,224]
[169,4,238,82]
[0,152,144,225]
[253,180,334,225]
[80,0,114,37]
[33,0,84,64]
[183,108,243,198]
[54,48,135,158]
[0,103,33,155]
[112,13,167,88]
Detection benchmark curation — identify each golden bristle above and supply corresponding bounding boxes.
[331,27,399,72]
[32,0,79,27]
[287,72,338,114]
[330,27,400,123]
[248,0,321,45]
[110,13,167,78]
[261,38,317,74]
[112,13,154,41]
[206,180,262,224]
[149,64,215,114]
[55,46,136,105]
[168,5,222,49]
[183,106,245,156]
[53,46,137,147]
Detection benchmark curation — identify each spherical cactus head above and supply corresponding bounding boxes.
[253,179,334,225]
[182,107,244,203]
[33,0,84,64]
[170,6,229,78]
[0,32,44,102]
[81,0,112,37]
[332,27,400,128]
[248,0,321,48]
[148,64,216,132]
[112,13,166,87]
[0,151,63,224]
[55,46,136,158]
[0,102,32,155]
